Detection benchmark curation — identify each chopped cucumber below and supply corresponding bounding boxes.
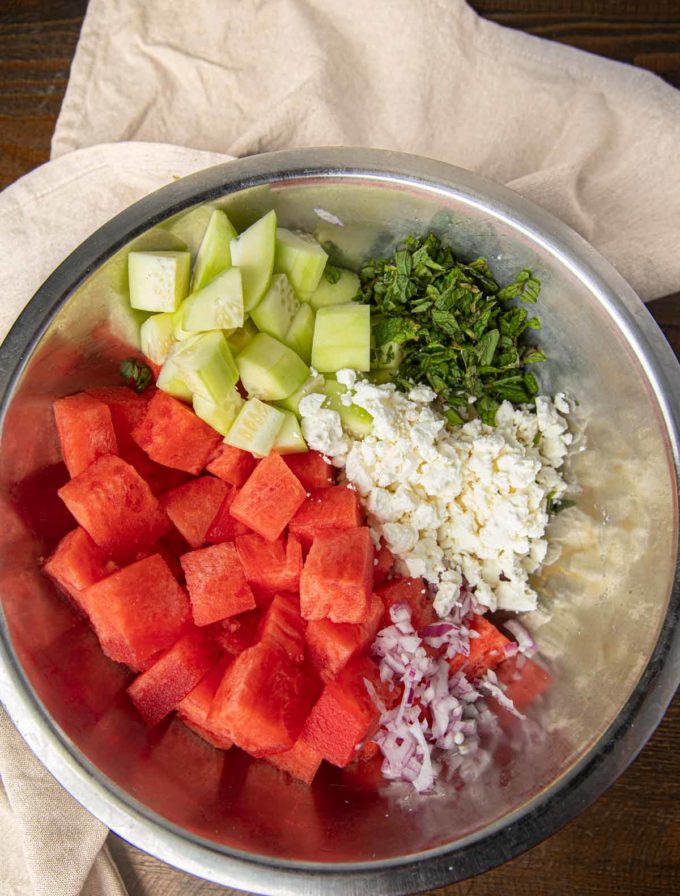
[276,372,326,415]
[193,388,243,436]
[274,228,327,297]
[227,318,258,356]
[307,268,360,310]
[250,273,300,340]
[311,304,371,372]
[283,303,315,364]
[323,379,373,439]
[230,209,277,311]
[272,410,307,454]
[192,209,238,291]
[371,339,403,371]
[140,312,176,365]
[226,398,285,457]
[237,333,309,401]
[182,267,244,333]
[156,347,193,402]
[168,331,239,403]
[172,302,194,341]
[128,251,191,312]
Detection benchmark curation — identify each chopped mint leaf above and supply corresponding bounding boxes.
[323,264,342,284]
[120,358,153,393]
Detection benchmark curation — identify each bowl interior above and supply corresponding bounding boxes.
[0,165,677,868]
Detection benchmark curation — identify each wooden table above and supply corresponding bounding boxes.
[1,2,678,893]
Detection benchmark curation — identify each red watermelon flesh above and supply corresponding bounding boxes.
[373,542,394,585]
[127,628,220,726]
[229,453,306,542]
[283,450,335,491]
[161,476,229,549]
[216,609,261,656]
[177,655,234,749]
[121,442,192,496]
[181,542,256,626]
[305,593,383,682]
[53,393,118,478]
[300,527,374,624]
[449,616,512,680]
[205,487,251,544]
[86,385,149,451]
[206,444,256,488]
[289,485,362,547]
[57,455,171,562]
[495,654,552,713]
[43,527,117,614]
[81,553,190,669]
[207,642,316,757]
[258,594,306,664]
[234,532,301,594]
[376,576,435,630]
[302,655,382,768]
[266,734,323,785]
[132,390,221,475]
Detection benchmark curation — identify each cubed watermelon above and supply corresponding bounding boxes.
[373,542,394,585]
[258,594,306,664]
[177,655,234,749]
[306,593,383,682]
[132,390,222,475]
[376,576,435,630]
[230,452,306,542]
[86,385,149,450]
[283,450,334,490]
[495,654,552,713]
[449,616,512,680]
[53,393,118,478]
[82,553,190,669]
[127,628,220,726]
[216,609,261,656]
[302,655,381,767]
[207,642,316,757]
[58,455,171,562]
[181,542,256,626]
[205,487,252,543]
[206,444,257,488]
[234,532,301,593]
[161,476,229,549]
[300,527,373,623]
[289,485,362,547]
[121,443,192,496]
[43,527,117,614]
[266,734,323,785]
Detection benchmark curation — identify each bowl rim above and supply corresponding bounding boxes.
[0,146,678,895]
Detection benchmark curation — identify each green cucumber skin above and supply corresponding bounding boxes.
[192,209,238,292]
[230,209,277,312]
[283,303,315,364]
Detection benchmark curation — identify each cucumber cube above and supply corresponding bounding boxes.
[311,304,370,373]
[227,318,259,356]
[193,388,243,437]
[237,333,309,401]
[323,380,373,439]
[226,398,285,457]
[283,303,315,364]
[371,339,404,371]
[156,351,193,403]
[274,228,328,297]
[230,209,277,311]
[182,267,244,333]
[276,372,326,416]
[192,209,238,291]
[307,268,360,310]
[128,251,191,312]
[168,331,239,403]
[250,273,300,340]
[140,312,176,365]
[272,410,307,454]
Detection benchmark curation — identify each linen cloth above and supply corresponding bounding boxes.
[1,1,680,894]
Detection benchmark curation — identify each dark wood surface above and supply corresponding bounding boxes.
[0,2,678,894]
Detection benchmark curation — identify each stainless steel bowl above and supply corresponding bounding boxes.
[0,148,678,894]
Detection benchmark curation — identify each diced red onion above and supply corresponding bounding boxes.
[503,619,537,656]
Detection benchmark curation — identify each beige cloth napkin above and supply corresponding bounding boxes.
[2,0,680,894]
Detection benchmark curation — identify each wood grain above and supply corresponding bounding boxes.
[1,1,679,893]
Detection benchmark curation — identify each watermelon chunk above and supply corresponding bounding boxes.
[234,532,301,593]
[300,527,374,623]
[258,594,306,664]
[302,655,381,767]
[82,553,190,669]
[205,487,251,543]
[43,527,117,614]
[266,735,323,785]
[289,485,362,547]
[161,476,229,548]
[306,593,383,682]
[177,655,234,749]
[216,609,261,656]
[207,642,317,757]
[86,385,149,450]
[449,616,512,680]
[230,452,306,542]
[57,455,171,562]
[206,444,256,487]
[121,443,192,496]
[181,542,256,625]
[53,393,118,477]
[283,450,334,490]
[132,390,221,475]
[127,628,220,726]
[373,543,394,585]
[495,654,552,713]
[376,576,435,630]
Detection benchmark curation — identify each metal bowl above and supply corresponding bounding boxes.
[0,148,678,894]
